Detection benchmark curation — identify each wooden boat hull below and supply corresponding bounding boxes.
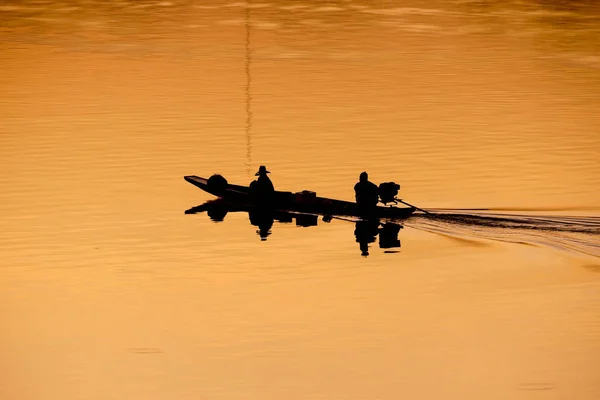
[184,175,415,220]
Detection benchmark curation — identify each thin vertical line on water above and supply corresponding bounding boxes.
[245,1,253,177]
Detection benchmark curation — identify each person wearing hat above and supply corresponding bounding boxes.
[354,171,379,214]
[250,165,275,200]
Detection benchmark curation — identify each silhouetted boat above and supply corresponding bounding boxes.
[184,175,416,220]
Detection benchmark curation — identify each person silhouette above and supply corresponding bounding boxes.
[251,165,274,192]
[354,171,379,214]
[250,165,275,204]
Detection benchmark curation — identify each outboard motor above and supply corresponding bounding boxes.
[378,182,400,205]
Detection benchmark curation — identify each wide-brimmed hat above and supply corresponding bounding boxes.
[255,165,271,176]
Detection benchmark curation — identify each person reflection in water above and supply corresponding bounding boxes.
[249,211,274,241]
[250,165,275,202]
[355,220,402,257]
[354,219,380,257]
[354,171,379,214]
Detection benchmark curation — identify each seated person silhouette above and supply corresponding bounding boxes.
[250,165,275,203]
[354,171,379,214]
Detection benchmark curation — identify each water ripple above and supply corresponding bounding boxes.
[406,210,600,258]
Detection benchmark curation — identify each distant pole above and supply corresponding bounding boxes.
[245,0,253,177]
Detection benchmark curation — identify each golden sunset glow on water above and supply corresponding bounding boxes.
[1,1,600,399]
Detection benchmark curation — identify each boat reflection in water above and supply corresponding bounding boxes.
[185,200,403,256]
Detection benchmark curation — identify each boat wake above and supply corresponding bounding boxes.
[403,209,600,258]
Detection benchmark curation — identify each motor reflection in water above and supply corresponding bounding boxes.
[185,199,403,256]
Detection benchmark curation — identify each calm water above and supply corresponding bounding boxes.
[1,1,600,399]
